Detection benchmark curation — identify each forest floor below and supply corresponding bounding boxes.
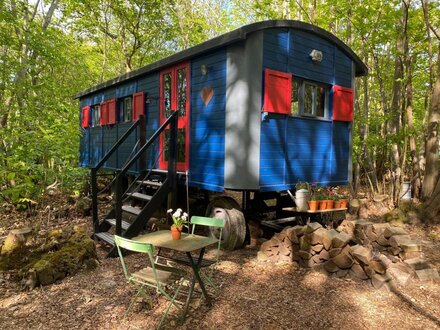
[0,194,440,330]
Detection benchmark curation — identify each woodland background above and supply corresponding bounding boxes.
[1,0,440,219]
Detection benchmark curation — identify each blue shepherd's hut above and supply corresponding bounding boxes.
[75,20,367,253]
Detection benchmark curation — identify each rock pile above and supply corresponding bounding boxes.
[258,220,439,288]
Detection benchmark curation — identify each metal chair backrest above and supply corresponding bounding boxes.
[190,215,225,252]
[114,235,158,285]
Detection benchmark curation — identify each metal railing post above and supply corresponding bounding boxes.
[167,112,178,211]
[91,168,99,233]
[115,173,123,236]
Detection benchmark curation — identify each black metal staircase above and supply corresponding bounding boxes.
[90,112,179,257]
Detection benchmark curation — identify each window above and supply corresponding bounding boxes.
[91,105,100,127]
[120,96,132,122]
[291,78,329,119]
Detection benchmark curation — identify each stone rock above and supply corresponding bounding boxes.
[75,197,92,216]
[350,263,369,280]
[389,235,412,247]
[384,226,408,239]
[300,258,316,268]
[350,245,372,265]
[335,268,349,278]
[371,273,393,289]
[388,246,402,256]
[257,251,269,262]
[299,235,311,251]
[283,227,299,244]
[399,251,423,260]
[373,194,389,203]
[1,229,30,255]
[332,232,351,248]
[368,260,387,274]
[318,249,330,261]
[292,225,306,237]
[376,235,390,247]
[387,263,414,286]
[328,229,340,240]
[404,258,431,270]
[363,266,376,278]
[299,251,312,260]
[305,222,322,234]
[400,242,422,253]
[323,260,340,273]
[415,268,440,281]
[383,208,405,223]
[372,223,391,236]
[311,254,322,264]
[310,228,332,250]
[311,244,324,253]
[329,248,342,258]
[348,199,361,215]
[331,251,354,269]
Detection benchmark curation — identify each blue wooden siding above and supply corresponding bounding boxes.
[260,115,350,190]
[260,28,352,190]
[263,28,352,87]
[189,49,226,192]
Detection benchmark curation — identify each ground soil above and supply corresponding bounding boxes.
[1,194,440,330]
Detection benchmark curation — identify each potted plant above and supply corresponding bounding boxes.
[168,208,188,240]
[326,195,335,210]
[318,194,327,210]
[333,195,342,209]
[308,195,319,211]
[339,195,348,208]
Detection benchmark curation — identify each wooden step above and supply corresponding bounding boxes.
[95,232,115,246]
[126,192,152,202]
[105,218,130,231]
[136,180,162,188]
[122,205,141,216]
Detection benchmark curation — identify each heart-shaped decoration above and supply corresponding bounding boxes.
[200,87,214,106]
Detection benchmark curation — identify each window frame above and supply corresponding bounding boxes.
[91,104,100,127]
[291,78,330,120]
[119,95,133,123]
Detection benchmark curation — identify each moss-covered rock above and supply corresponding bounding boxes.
[383,208,406,223]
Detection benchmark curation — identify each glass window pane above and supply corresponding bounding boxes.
[92,105,100,127]
[316,86,326,118]
[303,83,313,115]
[291,79,299,115]
[163,128,186,163]
[163,73,172,118]
[177,68,187,117]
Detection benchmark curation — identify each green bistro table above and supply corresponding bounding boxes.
[133,230,218,319]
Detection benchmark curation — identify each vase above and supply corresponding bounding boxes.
[171,226,181,240]
[308,200,319,211]
[319,200,327,210]
[334,201,342,209]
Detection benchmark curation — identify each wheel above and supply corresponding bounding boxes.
[205,196,246,250]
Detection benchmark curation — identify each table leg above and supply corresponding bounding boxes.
[181,248,211,321]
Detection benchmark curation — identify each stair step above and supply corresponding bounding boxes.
[126,192,152,202]
[95,232,115,246]
[136,180,162,188]
[151,168,187,176]
[122,205,142,216]
[106,218,130,231]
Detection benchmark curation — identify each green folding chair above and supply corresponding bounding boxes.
[189,216,225,292]
[114,235,187,329]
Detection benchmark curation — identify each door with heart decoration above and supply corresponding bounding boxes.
[159,61,190,171]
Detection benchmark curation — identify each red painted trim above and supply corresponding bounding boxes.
[100,101,108,125]
[107,98,117,125]
[332,85,354,122]
[158,61,190,171]
[81,106,90,128]
[263,69,292,115]
[132,91,145,121]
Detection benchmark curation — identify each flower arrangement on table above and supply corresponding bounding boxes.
[167,208,188,240]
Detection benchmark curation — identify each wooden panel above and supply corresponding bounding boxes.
[189,49,226,191]
[81,106,90,128]
[107,98,117,125]
[263,69,292,115]
[132,91,145,121]
[100,101,108,125]
[332,85,353,122]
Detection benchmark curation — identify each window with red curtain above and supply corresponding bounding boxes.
[132,91,145,121]
[332,85,354,122]
[263,69,292,115]
[100,101,108,125]
[107,99,117,124]
[81,106,90,128]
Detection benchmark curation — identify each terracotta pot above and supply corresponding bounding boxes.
[326,200,334,209]
[308,200,319,211]
[319,200,327,210]
[340,199,347,208]
[334,201,342,209]
[171,225,182,240]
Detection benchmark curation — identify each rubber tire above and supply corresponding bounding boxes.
[205,196,246,250]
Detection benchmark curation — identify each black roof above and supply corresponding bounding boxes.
[75,20,368,99]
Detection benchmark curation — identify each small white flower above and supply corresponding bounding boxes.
[173,209,182,218]
[167,209,173,214]
[182,215,187,221]
[183,212,188,217]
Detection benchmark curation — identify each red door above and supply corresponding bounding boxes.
[159,61,190,171]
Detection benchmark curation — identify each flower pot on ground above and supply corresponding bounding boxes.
[308,200,319,211]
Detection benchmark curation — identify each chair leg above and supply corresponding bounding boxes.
[124,287,143,319]
[157,279,184,329]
